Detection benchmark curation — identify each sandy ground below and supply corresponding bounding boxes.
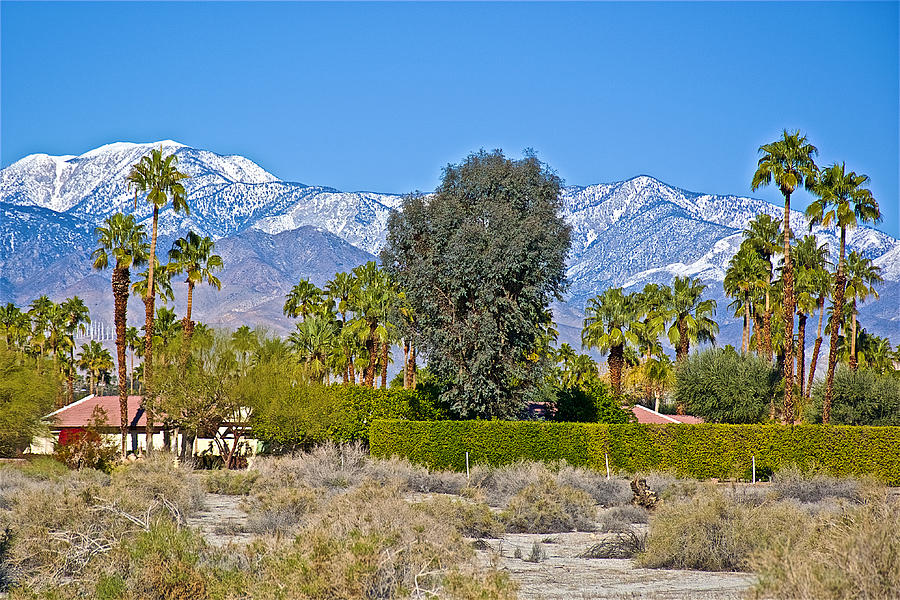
[189,493,756,599]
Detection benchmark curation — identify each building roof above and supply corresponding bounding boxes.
[45,395,150,429]
[631,404,704,424]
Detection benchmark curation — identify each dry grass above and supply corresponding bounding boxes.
[579,528,647,559]
[771,465,866,504]
[418,496,506,539]
[599,505,649,532]
[204,469,258,495]
[243,485,320,535]
[501,478,597,533]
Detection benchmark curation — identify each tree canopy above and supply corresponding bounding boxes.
[381,150,571,418]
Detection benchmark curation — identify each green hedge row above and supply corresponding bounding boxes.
[369,420,900,484]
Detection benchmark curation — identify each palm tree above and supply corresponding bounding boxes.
[724,247,768,354]
[92,213,147,455]
[325,271,358,384]
[792,235,831,399]
[168,231,223,350]
[843,251,883,371]
[28,295,55,359]
[231,326,259,375]
[742,214,782,360]
[0,303,23,349]
[126,326,142,394]
[127,147,190,450]
[665,276,718,362]
[289,313,339,383]
[582,287,642,396]
[57,297,91,405]
[283,279,323,321]
[77,340,113,395]
[806,163,881,422]
[752,131,818,421]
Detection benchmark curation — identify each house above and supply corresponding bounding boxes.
[631,404,704,424]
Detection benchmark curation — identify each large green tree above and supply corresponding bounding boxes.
[582,287,642,396]
[792,234,831,399]
[806,162,880,423]
[382,150,570,418]
[126,148,190,450]
[742,214,781,361]
[751,130,819,423]
[665,276,718,362]
[92,212,148,455]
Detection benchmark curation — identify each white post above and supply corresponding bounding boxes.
[605,453,610,480]
[465,451,470,483]
[752,455,756,484]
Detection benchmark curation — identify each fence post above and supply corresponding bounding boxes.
[752,455,756,484]
[605,453,610,480]
[465,451,470,483]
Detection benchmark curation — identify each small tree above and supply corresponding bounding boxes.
[382,150,570,418]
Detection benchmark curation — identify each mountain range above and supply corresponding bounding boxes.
[1,140,897,350]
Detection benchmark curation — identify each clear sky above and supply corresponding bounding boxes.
[2,1,898,237]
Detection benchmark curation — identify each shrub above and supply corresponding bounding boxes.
[551,380,631,423]
[501,478,596,533]
[53,406,118,473]
[107,453,205,518]
[417,497,505,539]
[204,469,258,495]
[556,464,631,506]
[370,419,900,484]
[599,505,649,532]
[15,456,69,481]
[0,350,58,457]
[468,460,552,507]
[252,383,444,450]
[674,347,778,423]
[751,498,900,599]
[638,493,809,571]
[579,529,646,559]
[243,486,320,535]
[771,465,866,504]
[807,367,900,426]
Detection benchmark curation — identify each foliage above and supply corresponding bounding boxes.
[52,406,118,472]
[500,478,596,533]
[551,379,631,424]
[771,465,865,504]
[370,419,900,484]
[417,496,506,538]
[252,382,444,450]
[674,347,779,423]
[0,349,58,457]
[382,149,570,418]
[806,367,900,426]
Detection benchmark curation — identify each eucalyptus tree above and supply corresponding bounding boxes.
[844,251,883,371]
[382,150,570,417]
[168,231,223,352]
[582,287,642,396]
[751,130,818,422]
[126,147,190,450]
[92,213,147,453]
[665,276,718,362]
[806,162,880,422]
[724,247,768,354]
[792,235,831,398]
[742,214,782,360]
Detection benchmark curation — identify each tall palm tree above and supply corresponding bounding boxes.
[724,247,768,354]
[168,231,223,350]
[77,340,113,396]
[289,313,339,383]
[742,214,782,360]
[283,279,323,321]
[28,295,54,359]
[92,213,148,455]
[325,271,358,384]
[751,130,819,423]
[665,276,718,362]
[126,326,142,394]
[792,235,830,399]
[843,251,883,371]
[806,162,880,422]
[127,148,189,450]
[582,287,642,396]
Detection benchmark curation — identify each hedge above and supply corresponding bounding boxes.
[369,420,900,484]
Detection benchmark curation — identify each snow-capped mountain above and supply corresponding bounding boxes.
[1,141,897,342]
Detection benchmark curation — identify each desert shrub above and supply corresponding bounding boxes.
[645,471,703,501]
[53,407,118,473]
[599,505,649,532]
[16,456,70,481]
[807,367,900,426]
[441,569,518,600]
[638,493,809,571]
[579,528,646,559]
[551,380,631,423]
[204,469,258,495]
[418,497,505,539]
[501,478,596,533]
[751,498,900,599]
[0,350,58,457]
[556,464,631,506]
[252,383,444,450]
[772,465,864,504]
[367,456,468,495]
[243,486,320,535]
[468,460,551,507]
[107,453,204,518]
[674,347,778,423]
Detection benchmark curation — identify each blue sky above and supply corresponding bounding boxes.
[2,1,898,237]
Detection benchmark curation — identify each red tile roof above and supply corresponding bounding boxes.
[46,395,151,429]
[631,404,704,424]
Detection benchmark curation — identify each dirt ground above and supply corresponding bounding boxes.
[189,494,756,599]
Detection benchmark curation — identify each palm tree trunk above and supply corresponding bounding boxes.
[824,228,847,424]
[113,266,130,457]
[796,312,807,399]
[143,205,159,452]
[130,349,135,395]
[409,344,417,388]
[743,300,751,354]
[781,191,796,424]
[609,344,624,396]
[763,287,772,361]
[849,302,858,371]
[180,281,195,367]
[381,342,389,388]
[677,318,689,361]
[752,308,764,356]
[364,324,377,387]
[806,295,825,400]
